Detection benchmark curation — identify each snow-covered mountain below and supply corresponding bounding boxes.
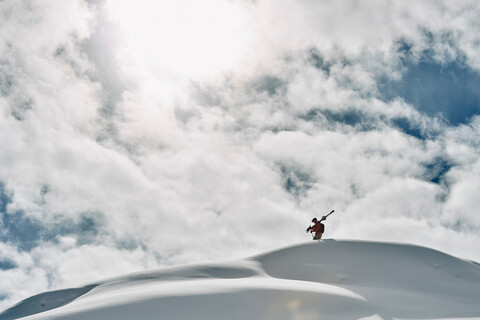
[2,240,480,320]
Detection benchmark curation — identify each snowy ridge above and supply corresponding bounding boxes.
[2,240,480,320]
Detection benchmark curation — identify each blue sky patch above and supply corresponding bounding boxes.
[391,117,424,139]
[423,157,453,185]
[0,258,18,271]
[1,183,106,251]
[278,163,315,199]
[301,108,378,131]
[380,59,480,126]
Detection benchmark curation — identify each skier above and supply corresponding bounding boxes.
[306,210,334,240]
[306,217,326,240]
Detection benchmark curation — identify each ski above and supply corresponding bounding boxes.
[322,210,334,220]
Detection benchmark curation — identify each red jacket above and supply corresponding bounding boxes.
[312,221,324,233]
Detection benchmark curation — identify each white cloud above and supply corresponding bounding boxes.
[2,0,480,311]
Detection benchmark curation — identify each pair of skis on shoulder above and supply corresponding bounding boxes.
[321,209,334,220]
[313,210,334,241]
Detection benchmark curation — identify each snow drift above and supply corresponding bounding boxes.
[2,240,480,320]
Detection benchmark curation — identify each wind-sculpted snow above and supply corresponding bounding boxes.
[0,285,98,320]
[1,240,480,320]
[255,240,480,319]
[256,240,480,286]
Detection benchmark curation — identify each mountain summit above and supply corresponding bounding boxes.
[2,240,480,320]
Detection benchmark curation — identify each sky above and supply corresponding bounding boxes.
[1,0,480,310]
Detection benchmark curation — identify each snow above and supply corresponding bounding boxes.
[1,240,480,320]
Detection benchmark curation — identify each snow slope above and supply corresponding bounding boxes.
[2,240,480,320]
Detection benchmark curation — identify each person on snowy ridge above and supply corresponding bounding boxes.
[306,210,334,240]
[306,217,325,240]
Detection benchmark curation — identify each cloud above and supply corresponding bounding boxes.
[1,0,480,311]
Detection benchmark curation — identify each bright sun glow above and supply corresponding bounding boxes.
[107,0,250,79]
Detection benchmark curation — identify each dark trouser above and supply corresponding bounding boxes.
[313,232,323,240]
